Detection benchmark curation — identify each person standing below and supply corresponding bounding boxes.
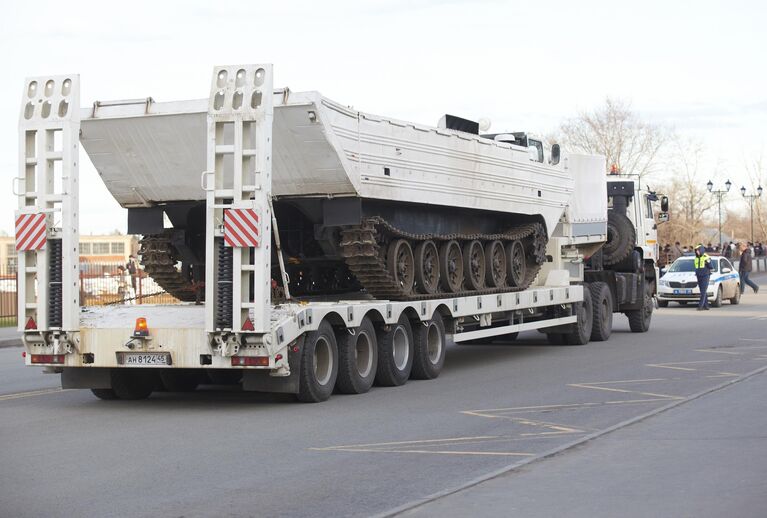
[738,243,760,294]
[694,244,713,310]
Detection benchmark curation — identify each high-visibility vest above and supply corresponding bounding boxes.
[694,254,710,269]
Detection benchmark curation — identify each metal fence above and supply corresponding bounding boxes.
[0,262,180,327]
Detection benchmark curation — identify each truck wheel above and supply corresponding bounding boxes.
[589,282,613,342]
[336,317,378,394]
[658,300,669,308]
[375,314,414,386]
[711,286,723,308]
[160,370,202,392]
[110,369,155,400]
[90,388,118,400]
[564,286,593,345]
[603,211,636,266]
[627,287,653,332]
[297,320,339,403]
[411,316,446,380]
[730,286,741,305]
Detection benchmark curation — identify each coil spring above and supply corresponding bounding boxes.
[48,239,63,328]
[216,241,233,329]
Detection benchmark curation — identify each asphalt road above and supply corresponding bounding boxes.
[1,288,767,518]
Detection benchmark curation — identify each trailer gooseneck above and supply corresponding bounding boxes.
[16,64,662,402]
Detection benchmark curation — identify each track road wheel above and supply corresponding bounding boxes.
[485,240,507,288]
[387,239,415,296]
[110,369,155,400]
[336,317,378,394]
[160,370,202,392]
[589,282,613,342]
[626,284,653,332]
[463,240,486,291]
[90,388,118,400]
[297,320,339,402]
[375,314,414,386]
[711,286,723,308]
[415,240,440,295]
[411,315,446,380]
[506,240,527,287]
[564,286,593,345]
[440,240,464,293]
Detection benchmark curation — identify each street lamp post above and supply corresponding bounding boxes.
[740,185,763,243]
[707,179,731,247]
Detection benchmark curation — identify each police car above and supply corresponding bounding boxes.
[658,255,740,307]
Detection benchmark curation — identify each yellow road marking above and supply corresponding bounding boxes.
[0,388,67,401]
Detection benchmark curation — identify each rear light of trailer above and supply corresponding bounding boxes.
[133,317,149,337]
[231,356,269,367]
[25,317,37,330]
[30,354,65,364]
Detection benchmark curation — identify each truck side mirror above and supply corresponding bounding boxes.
[657,212,669,223]
[550,143,560,165]
[661,196,669,212]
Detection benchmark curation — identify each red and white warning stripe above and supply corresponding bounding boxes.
[15,213,47,251]
[224,208,260,247]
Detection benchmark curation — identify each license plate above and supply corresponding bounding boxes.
[118,352,171,367]
[673,289,693,295]
[684,289,692,294]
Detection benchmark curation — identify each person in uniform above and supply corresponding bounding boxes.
[694,244,713,310]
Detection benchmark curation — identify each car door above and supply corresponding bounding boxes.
[721,258,736,297]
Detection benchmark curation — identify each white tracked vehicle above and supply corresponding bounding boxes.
[15,64,666,402]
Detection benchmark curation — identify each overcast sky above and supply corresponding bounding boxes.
[1,0,765,235]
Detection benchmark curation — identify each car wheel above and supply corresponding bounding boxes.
[658,300,669,308]
[730,285,741,305]
[711,286,723,308]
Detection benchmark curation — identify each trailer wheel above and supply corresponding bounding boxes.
[110,369,155,400]
[589,282,613,342]
[297,320,339,403]
[564,286,593,345]
[375,314,414,386]
[411,316,446,380]
[626,284,653,332]
[336,317,378,394]
[90,388,118,400]
[160,370,202,392]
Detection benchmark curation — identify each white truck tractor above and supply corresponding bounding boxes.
[14,64,666,402]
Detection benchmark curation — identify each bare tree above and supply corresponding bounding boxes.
[742,151,766,242]
[657,137,719,246]
[559,97,667,178]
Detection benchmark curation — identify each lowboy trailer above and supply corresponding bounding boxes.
[15,64,658,402]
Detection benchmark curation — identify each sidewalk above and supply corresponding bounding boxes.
[407,370,767,518]
[0,326,21,348]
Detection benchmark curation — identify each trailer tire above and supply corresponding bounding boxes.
[336,317,378,394]
[626,284,653,332]
[297,320,339,403]
[589,282,613,342]
[90,388,118,400]
[603,211,636,265]
[375,314,414,387]
[160,370,201,392]
[564,286,593,345]
[110,369,155,400]
[411,316,446,380]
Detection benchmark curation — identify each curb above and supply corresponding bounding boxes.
[376,363,767,517]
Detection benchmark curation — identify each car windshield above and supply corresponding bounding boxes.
[668,258,719,273]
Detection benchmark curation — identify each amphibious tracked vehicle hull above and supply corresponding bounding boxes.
[79,91,587,300]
